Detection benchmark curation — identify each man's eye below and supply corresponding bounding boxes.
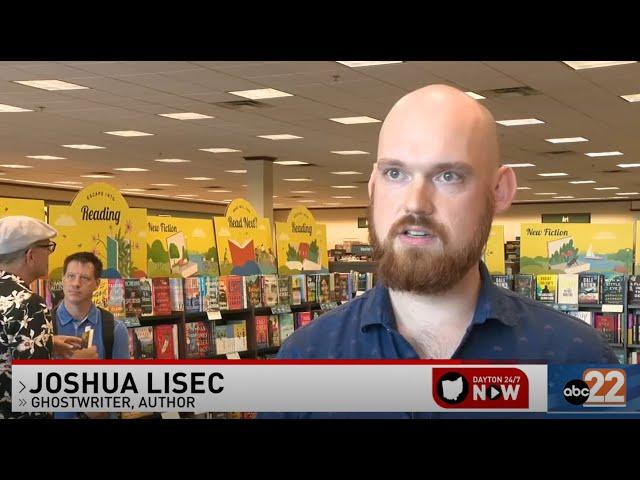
[384,168,406,181]
[435,171,462,184]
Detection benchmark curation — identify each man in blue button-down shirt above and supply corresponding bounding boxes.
[259,84,618,419]
[53,252,129,419]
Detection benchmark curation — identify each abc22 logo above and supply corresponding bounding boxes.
[563,368,626,407]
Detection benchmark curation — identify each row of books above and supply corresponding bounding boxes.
[44,272,374,320]
[565,311,624,343]
[629,352,639,364]
[628,313,640,345]
[491,273,640,306]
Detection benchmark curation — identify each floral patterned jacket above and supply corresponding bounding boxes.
[0,271,53,419]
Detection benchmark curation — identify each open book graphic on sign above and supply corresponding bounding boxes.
[166,231,198,278]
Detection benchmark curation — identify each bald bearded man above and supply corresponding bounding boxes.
[258,84,618,419]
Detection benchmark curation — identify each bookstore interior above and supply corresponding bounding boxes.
[1,60,640,418]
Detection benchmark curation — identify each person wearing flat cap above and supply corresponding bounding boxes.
[0,215,82,419]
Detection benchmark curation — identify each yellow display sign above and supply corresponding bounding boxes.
[0,197,45,221]
[48,183,147,280]
[484,225,505,274]
[520,223,634,276]
[214,198,277,276]
[275,207,329,275]
[147,215,219,278]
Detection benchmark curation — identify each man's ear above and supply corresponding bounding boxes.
[368,162,378,199]
[494,166,517,214]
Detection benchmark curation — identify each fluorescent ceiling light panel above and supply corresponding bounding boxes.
[617,163,640,168]
[14,79,89,90]
[227,88,293,99]
[62,144,105,150]
[594,187,619,190]
[337,61,403,68]
[225,170,247,174]
[330,116,381,124]
[534,192,557,195]
[331,185,358,189]
[331,150,369,155]
[291,190,314,194]
[504,163,535,168]
[563,61,636,70]
[331,171,362,175]
[274,161,310,165]
[113,168,149,172]
[257,134,302,140]
[55,181,83,185]
[159,112,213,120]
[154,158,191,163]
[0,104,33,112]
[332,196,353,199]
[0,164,32,169]
[545,137,588,143]
[616,192,639,195]
[151,183,176,186]
[621,93,640,102]
[82,174,113,178]
[105,130,153,137]
[553,196,574,199]
[207,189,231,193]
[496,118,545,126]
[585,151,623,157]
[465,91,486,100]
[200,148,241,153]
[26,155,66,160]
[569,180,596,184]
[184,177,214,181]
[537,172,568,177]
[283,178,311,182]
[516,187,531,190]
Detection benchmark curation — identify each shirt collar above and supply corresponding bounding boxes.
[361,262,518,332]
[57,301,99,326]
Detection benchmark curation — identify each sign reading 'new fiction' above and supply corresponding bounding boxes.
[275,206,329,274]
[214,199,277,276]
[48,183,147,280]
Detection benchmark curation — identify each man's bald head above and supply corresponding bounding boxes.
[378,84,500,169]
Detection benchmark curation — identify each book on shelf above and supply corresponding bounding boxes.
[578,273,603,304]
[491,275,513,291]
[277,276,291,306]
[535,274,557,304]
[107,278,125,317]
[154,324,179,359]
[124,278,143,317]
[255,315,270,349]
[603,276,625,305]
[557,273,579,305]
[261,274,279,307]
[514,274,535,299]
[151,277,172,316]
[129,326,154,359]
[245,275,263,308]
[279,313,295,344]
[268,315,281,347]
[184,277,201,313]
[139,278,154,316]
[168,277,184,312]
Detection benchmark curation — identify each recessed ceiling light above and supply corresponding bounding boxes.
[496,118,545,126]
[55,181,83,185]
[151,183,176,187]
[621,93,640,103]
[222,199,233,203]
[184,177,214,181]
[26,155,66,160]
[291,190,314,194]
[105,130,153,137]
[324,202,342,206]
[594,187,619,190]
[534,192,557,195]
[0,104,33,112]
[545,137,589,143]
[616,192,639,195]
[81,174,113,178]
[207,189,231,193]
[274,161,310,166]
[176,194,198,197]
[283,178,311,182]
[0,164,32,169]
[14,79,89,90]
[553,196,575,199]
[200,148,241,153]
[331,185,358,189]
[225,170,247,174]
[504,163,536,168]
[516,187,532,190]
[114,168,149,172]
[562,61,636,70]
[257,134,303,140]
[585,151,623,157]
[538,172,568,177]
[154,158,191,163]
[227,88,293,100]
[241,184,247,187]
[617,163,640,168]
[465,91,486,100]
[332,195,353,199]
[330,116,381,125]
[62,144,105,150]
[331,150,369,155]
[337,61,403,68]
[569,180,596,184]
[120,188,146,192]
[158,112,213,120]
[331,171,363,175]
[298,200,316,203]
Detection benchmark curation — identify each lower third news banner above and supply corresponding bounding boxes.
[11,360,548,414]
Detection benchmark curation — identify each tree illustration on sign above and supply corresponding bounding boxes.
[308,239,319,263]
[286,244,300,262]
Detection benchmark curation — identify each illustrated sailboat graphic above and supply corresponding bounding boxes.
[584,244,603,260]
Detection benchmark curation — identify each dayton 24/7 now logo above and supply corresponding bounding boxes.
[563,368,626,407]
[433,368,529,409]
